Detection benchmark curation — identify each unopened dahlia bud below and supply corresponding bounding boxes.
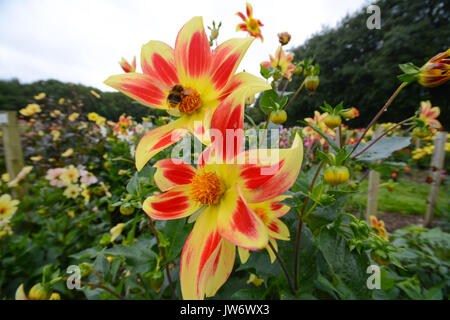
[28,283,49,300]
[277,32,291,46]
[324,166,350,186]
[305,75,319,92]
[418,49,450,88]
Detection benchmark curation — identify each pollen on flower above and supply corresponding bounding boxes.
[190,171,224,205]
[179,90,201,114]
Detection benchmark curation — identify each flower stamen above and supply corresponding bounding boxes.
[190,171,224,205]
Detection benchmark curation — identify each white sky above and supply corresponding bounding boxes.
[0,0,368,91]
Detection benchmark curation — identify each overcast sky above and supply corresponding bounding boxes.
[0,0,369,91]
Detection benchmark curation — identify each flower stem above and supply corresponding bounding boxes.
[148,218,178,300]
[350,82,407,156]
[294,161,324,290]
[283,80,305,111]
[267,241,295,295]
[351,116,415,159]
[62,277,125,300]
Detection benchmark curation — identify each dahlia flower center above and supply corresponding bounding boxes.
[179,89,202,114]
[0,206,6,214]
[190,171,224,205]
[248,19,259,32]
[253,207,269,225]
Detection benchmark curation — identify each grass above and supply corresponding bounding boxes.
[351,176,449,216]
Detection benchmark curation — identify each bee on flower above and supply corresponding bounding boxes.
[104,17,270,170]
[236,2,264,42]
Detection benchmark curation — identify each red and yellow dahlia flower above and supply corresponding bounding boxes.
[261,46,295,80]
[236,2,264,42]
[238,196,291,264]
[418,100,442,132]
[370,215,389,240]
[143,95,303,299]
[105,17,270,170]
[302,111,335,146]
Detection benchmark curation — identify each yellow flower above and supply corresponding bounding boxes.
[90,90,101,99]
[95,116,106,126]
[67,210,75,218]
[118,169,127,175]
[1,173,10,182]
[110,223,125,242]
[58,98,65,105]
[88,112,99,121]
[68,113,79,121]
[30,155,43,161]
[50,130,61,141]
[8,166,33,187]
[61,148,74,157]
[50,110,63,118]
[81,185,91,203]
[33,92,46,100]
[0,194,20,220]
[60,165,79,185]
[63,184,81,199]
[246,273,264,287]
[19,103,41,116]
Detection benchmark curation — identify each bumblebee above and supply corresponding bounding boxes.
[167,84,195,108]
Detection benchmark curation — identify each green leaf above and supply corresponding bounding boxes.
[260,65,272,79]
[398,63,420,74]
[354,136,411,161]
[126,172,139,194]
[259,89,279,115]
[317,228,371,299]
[231,288,262,300]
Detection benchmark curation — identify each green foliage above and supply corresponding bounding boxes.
[379,226,450,299]
[0,78,161,121]
[282,0,449,128]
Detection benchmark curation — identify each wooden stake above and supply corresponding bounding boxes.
[424,131,447,227]
[365,127,382,222]
[0,111,27,199]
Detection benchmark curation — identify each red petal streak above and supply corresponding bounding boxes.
[188,31,211,78]
[151,53,178,85]
[268,222,279,233]
[118,79,165,106]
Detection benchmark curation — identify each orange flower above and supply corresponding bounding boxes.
[370,216,389,240]
[261,46,295,80]
[105,17,270,171]
[119,56,136,73]
[418,49,450,87]
[418,100,442,132]
[143,95,303,299]
[236,2,264,42]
